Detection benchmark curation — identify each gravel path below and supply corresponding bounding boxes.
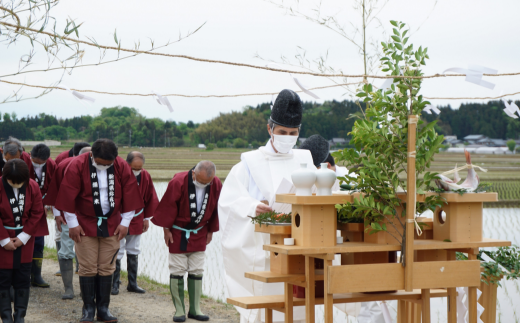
[25,258,239,323]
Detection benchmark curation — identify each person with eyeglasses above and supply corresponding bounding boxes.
[152,160,222,322]
[54,139,143,323]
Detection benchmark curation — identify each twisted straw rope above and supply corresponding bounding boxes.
[2,21,520,80]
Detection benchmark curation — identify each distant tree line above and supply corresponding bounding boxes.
[1,100,518,147]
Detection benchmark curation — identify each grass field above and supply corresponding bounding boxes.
[47,145,520,206]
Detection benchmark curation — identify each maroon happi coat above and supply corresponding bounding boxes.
[42,157,74,208]
[152,171,221,254]
[28,157,56,199]
[0,179,48,269]
[129,169,159,236]
[55,154,143,237]
[54,149,73,166]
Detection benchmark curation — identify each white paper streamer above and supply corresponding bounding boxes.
[504,101,520,118]
[152,91,173,112]
[266,63,320,100]
[379,78,394,92]
[62,85,96,105]
[456,287,467,323]
[423,104,441,115]
[443,65,498,90]
[378,301,393,323]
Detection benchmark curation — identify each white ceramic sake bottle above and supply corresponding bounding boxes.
[291,163,316,196]
[315,163,336,196]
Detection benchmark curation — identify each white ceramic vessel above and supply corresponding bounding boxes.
[315,163,337,196]
[291,163,316,196]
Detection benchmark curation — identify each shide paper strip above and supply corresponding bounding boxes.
[423,104,441,115]
[378,301,392,323]
[456,287,467,323]
[443,65,498,90]
[266,63,320,99]
[62,85,96,105]
[152,91,173,112]
[504,101,520,118]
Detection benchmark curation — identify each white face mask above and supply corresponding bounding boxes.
[271,134,298,154]
[7,180,24,189]
[92,159,113,171]
[133,170,141,177]
[32,161,46,168]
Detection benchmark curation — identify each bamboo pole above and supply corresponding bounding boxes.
[405,115,418,291]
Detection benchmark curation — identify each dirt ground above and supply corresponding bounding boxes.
[25,258,240,323]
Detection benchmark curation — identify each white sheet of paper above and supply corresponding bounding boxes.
[270,177,295,214]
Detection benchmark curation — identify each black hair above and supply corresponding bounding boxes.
[73,142,91,156]
[325,153,335,166]
[2,159,29,185]
[126,151,145,164]
[31,144,51,161]
[91,139,118,161]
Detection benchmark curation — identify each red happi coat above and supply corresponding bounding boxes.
[55,149,73,166]
[28,157,56,199]
[152,171,221,254]
[42,157,74,208]
[0,179,48,269]
[128,169,159,236]
[55,154,143,237]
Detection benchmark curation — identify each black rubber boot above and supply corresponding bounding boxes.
[30,258,49,288]
[0,290,13,323]
[187,275,209,321]
[75,254,79,274]
[169,275,186,322]
[111,260,121,296]
[79,276,96,323]
[96,275,117,323]
[58,259,74,299]
[126,255,145,294]
[55,241,62,276]
[12,289,29,323]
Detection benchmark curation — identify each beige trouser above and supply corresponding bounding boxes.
[168,252,205,276]
[75,235,119,276]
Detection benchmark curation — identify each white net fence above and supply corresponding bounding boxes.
[44,183,520,322]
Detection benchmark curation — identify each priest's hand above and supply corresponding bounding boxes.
[55,216,67,232]
[12,237,23,248]
[69,225,86,243]
[114,225,128,241]
[255,203,273,216]
[143,220,150,233]
[206,232,213,245]
[164,228,173,246]
[3,240,16,251]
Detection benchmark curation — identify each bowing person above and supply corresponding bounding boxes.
[0,159,49,323]
[55,139,143,323]
[152,161,221,322]
[112,151,159,295]
[28,143,57,289]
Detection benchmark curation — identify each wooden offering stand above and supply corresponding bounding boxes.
[228,192,510,323]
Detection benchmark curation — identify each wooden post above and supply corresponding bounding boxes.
[479,277,499,323]
[397,300,407,323]
[421,289,431,323]
[405,114,418,291]
[305,256,315,323]
[324,258,333,323]
[447,250,457,323]
[285,283,293,323]
[266,308,273,323]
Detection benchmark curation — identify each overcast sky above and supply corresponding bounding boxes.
[1,0,519,123]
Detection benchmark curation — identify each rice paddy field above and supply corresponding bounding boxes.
[49,146,520,207]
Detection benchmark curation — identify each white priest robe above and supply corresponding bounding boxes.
[219,141,314,323]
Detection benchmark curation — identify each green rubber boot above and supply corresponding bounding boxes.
[169,275,186,322]
[187,275,209,321]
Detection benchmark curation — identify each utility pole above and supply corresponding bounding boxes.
[129,129,132,147]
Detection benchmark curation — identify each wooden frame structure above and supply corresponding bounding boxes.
[228,114,510,322]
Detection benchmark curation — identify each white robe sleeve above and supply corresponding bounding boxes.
[218,161,266,322]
